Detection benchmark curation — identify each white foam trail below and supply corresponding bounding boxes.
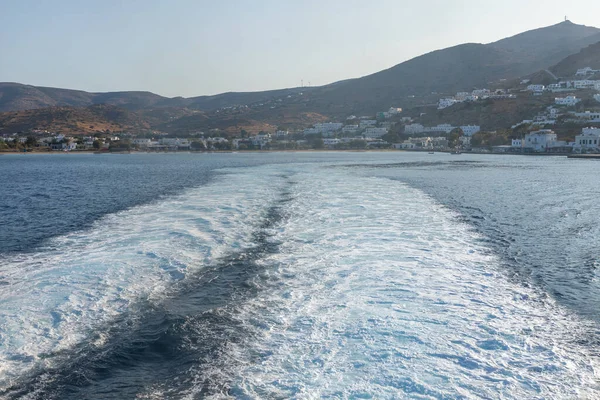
[0,167,286,388]
[184,165,599,399]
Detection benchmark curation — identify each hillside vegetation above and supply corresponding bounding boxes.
[0,105,149,134]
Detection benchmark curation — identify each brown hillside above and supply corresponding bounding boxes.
[0,104,149,134]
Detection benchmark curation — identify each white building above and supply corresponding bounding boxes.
[472,89,491,97]
[133,138,152,147]
[574,127,600,152]
[393,142,416,149]
[594,94,600,103]
[404,124,425,134]
[438,98,458,109]
[342,125,360,134]
[455,92,471,101]
[359,120,377,128]
[388,107,403,115]
[576,67,595,76]
[572,111,600,122]
[460,125,481,137]
[547,107,560,118]
[250,134,271,148]
[511,139,522,148]
[275,130,289,138]
[322,138,341,147]
[428,124,455,134]
[527,84,545,92]
[159,138,190,148]
[573,80,598,89]
[555,96,581,106]
[314,123,343,133]
[364,127,389,138]
[523,130,558,152]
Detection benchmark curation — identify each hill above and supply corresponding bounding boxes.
[309,21,600,114]
[489,21,600,72]
[549,39,600,77]
[0,104,149,134]
[1,20,599,127]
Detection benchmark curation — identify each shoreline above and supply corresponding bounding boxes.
[0,149,580,158]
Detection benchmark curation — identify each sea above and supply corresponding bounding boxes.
[0,152,599,399]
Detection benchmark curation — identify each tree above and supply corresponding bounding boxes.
[25,136,38,148]
[471,133,484,147]
[382,132,400,144]
[214,141,232,151]
[448,128,463,148]
[191,141,206,151]
[93,140,102,150]
[348,140,367,149]
[311,138,324,149]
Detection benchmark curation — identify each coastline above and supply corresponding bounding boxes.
[0,149,581,158]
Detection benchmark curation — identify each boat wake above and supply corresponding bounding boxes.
[1,163,599,399]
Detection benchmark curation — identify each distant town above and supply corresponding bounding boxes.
[2,66,600,155]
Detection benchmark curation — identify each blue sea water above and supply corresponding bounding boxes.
[0,152,599,399]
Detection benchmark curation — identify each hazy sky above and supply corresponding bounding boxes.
[1,0,599,97]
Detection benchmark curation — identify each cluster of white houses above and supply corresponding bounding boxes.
[512,106,600,129]
[507,127,600,153]
[404,123,481,136]
[527,80,600,93]
[300,108,403,139]
[438,89,515,109]
[576,67,600,76]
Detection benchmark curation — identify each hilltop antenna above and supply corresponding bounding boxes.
[301,79,304,88]
[565,15,568,21]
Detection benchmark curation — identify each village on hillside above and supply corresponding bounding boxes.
[2,66,600,155]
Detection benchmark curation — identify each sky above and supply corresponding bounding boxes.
[1,0,599,98]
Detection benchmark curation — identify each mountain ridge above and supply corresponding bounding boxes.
[1,20,600,132]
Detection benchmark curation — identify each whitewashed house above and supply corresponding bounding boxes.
[511,139,522,148]
[574,127,600,152]
[555,96,581,106]
[523,130,558,152]
[460,125,481,137]
[576,67,595,76]
[314,123,343,134]
[455,92,471,101]
[460,136,472,147]
[342,125,360,134]
[527,84,545,92]
[133,138,152,148]
[573,80,598,89]
[363,127,389,138]
[438,98,458,109]
[428,124,455,134]
[159,138,190,148]
[404,124,425,134]
[359,120,377,128]
[322,138,341,147]
[572,111,600,122]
